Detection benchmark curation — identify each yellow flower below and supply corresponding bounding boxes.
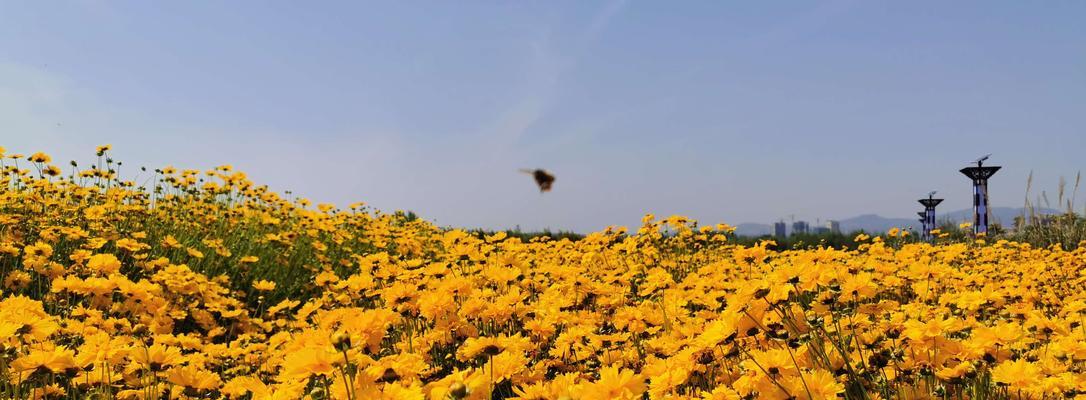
[2,144,1085,398]
[792,369,844,400]
[0,295,59,341]
[579,366,646,400]
[87,253,122,274]
[840,273,877,301]
[115,238,148,252]
[281,347,339,381]
[24,241,53,259]
[128,344,183,371]
[253,280,276,291]
[935,362,974,381]
[161,235,182,249]
[28,152,52,163]
[11,347,77,374]
[695,316,738,348]
[223,376,272,398]
[991,359,1042,388]
[186,247,205,258]
[166,364,223,392]
[457,335,530,361]
[700,385,742,400]
[744,348,798,378]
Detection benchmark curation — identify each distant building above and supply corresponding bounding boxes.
[813,227,830,235]
[774,221,787,238]
[792,221,809,235]
[827,220,841,234]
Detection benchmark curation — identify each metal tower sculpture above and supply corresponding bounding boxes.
[918,191,943,240]
[959,155,1001,235]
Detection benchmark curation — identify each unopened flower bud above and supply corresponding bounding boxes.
[332,332,351,351]
[449,382,468,399]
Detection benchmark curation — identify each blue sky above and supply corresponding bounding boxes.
[2,1,1084,232]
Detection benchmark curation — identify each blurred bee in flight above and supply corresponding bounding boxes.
[520,169,555,193]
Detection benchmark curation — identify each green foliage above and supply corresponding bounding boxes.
[730,231,868,250]
[465,227,586,242]
[1003,212,1086,249]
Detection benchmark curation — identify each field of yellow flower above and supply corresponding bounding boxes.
[1,146,1085,400]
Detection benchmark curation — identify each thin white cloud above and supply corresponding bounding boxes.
[480,32,559,151]
[482,0,629,149]
[584,0,629,46]
[742,0,858,48]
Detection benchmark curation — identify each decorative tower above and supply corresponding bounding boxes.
[918,191,943,240]
[917,211,928,238]
[959,155,1001,235]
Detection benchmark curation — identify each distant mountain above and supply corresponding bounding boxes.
[733,207,1060,237]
